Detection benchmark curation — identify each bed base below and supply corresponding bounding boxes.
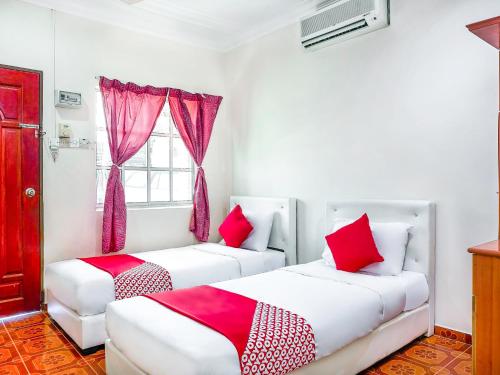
[106,303,430,375]
[47,291,106,351]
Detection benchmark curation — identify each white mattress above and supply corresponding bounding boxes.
[106,260,429,375]
[45,243,285,316]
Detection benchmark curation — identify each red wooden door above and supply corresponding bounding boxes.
[0,66,41,317]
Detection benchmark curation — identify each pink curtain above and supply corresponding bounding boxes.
[168,89,223,242]
[100,77,167,253]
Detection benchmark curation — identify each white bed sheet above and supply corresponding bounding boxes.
[45,244,285,316]
[285,261,429,313]
[105,261,428,375]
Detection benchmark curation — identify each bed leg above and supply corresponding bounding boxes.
[426,326,435,337]
[80,344,104,356]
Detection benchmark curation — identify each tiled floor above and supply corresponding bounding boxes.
[361,335,472,375]
[0,312,471,375]
[0,311,104,374]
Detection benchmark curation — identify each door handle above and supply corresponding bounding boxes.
[25,188,36,198]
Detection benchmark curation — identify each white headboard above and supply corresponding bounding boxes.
[229,196,297,265]
[326,200,436,334]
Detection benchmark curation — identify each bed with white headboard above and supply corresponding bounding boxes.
[104,199,436,375]
[45,195,297,352]
[290,199,436,375]
[326,199,436,335]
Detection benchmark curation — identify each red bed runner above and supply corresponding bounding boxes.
[146,285,316,375]
[79,254,172,300]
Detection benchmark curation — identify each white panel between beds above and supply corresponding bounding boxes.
[230,196,297,265]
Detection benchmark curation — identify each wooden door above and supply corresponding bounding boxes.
[0,65,42,317]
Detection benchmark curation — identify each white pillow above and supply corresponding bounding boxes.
[220,210,274,252]
[322,219,412,276]
[240,211,274,252]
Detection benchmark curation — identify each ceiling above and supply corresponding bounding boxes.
[23,0,320,51]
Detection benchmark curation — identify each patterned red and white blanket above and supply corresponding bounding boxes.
[79,255,172,300]
[146,285,316,375]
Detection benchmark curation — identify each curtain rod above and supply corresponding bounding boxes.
[94,75,169,88]
[94,75,166,86]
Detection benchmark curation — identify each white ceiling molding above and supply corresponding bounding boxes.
[22,0,319,52]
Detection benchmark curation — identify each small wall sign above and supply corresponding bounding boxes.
[55,90,82,108]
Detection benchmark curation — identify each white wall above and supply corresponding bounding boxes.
[225,0,500,333]
[2,0,499,334]
[0,0,231,265]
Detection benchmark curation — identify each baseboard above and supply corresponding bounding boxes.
[434,325,472,344]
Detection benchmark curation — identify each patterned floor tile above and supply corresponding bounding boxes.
[0,344,20,366]
[0,325,9,345]
[361,335,472,375]
[7,325,59,343]
[0,333,9,348]
[22,348,90,374]
[3,315,51,331]
[422,336,469,352]
[379,358,428,375]
[403,344,450,366]
[441,350,472,375]
[0,326,29,375]
[448,359,472,375]
[18,335,67,357]
[0,363,30,375]
[85,353,105,375]
[30,366,96,375]
[80,349,104,375]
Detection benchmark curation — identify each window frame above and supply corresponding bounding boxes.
[96,98,195,209]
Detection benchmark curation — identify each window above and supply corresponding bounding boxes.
[96,92,194,207]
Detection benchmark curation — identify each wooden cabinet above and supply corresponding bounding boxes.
[469,242,500,374]
[466,16,500,375]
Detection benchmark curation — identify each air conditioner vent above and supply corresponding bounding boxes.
[301,0,375,38]
[317,0,340,10]
[300,0,389,50]
[303,20,369,48]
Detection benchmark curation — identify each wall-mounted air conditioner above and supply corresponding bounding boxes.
[300,0,390,50]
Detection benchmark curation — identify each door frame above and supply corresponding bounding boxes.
[0,63,44,309]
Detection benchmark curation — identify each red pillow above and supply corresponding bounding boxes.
[325,213,384,272]
[219,205,254,248]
